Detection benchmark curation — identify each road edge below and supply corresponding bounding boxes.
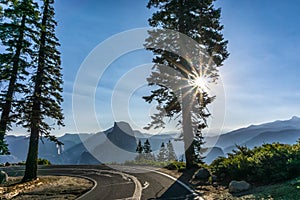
[136,167,204,200]
[73,175,98,200]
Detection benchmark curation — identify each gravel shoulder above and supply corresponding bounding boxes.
[0,176,94,200]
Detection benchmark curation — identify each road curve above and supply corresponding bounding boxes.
[113,165,200,200]
[38,167,139,200]
[1,165,201,200]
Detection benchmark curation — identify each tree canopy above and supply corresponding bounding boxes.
[0,0,64,182]
[144,0,229,167]
[0,0,39,154]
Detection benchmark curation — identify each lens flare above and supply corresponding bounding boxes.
[193,76,208,90]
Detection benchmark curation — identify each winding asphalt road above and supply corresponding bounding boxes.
[1,165,202,200]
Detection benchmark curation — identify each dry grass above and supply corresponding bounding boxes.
[0,176,94,200]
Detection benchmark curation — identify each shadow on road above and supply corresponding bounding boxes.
[153,168,200,200]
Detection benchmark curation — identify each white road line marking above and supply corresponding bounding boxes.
[132,167,204,200]
[83,171,113,177]
[142,181,149,189]
[38,168,142,200]
[74,175,98,200]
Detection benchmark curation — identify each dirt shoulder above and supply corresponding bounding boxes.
[157,168,300,200]
[0,176,94,200]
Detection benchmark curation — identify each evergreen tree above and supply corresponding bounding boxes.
[135,140,144,161]
[0,0,39,154]
[136,140,143,153]
[0,4,3,18]
[144,0,229,168]
[166,140,177,161]
[143,139,152,153]
[22,0,63,182]
[157,142,168,162]
[143,139,155,160]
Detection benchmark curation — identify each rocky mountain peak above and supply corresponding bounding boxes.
[291,116,300,121]
[112,121,134,137]
[105,121,137,152]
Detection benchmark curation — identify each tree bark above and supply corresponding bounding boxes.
[22,118,39,182]
[22,57,43,182]
[178,0,195,168]
[182,86,195,169]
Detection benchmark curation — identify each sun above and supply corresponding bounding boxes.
[191,76,209,92]
[194,77,206,88]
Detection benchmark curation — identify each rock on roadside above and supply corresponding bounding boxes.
[194,168,210,181]
[229,180,251,193]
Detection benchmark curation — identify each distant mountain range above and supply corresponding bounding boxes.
[1,117,300,165]
[205,116,300,155]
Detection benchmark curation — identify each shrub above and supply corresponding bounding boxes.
[210,143,300,184]
[164,161,186,171]
[37,158,51,165]
[17,161,26,165]
[124,159,169,167]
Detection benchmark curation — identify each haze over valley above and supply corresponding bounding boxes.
[2,116,300,165]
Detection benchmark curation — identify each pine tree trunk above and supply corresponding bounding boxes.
[0,15,26,155]
[178,0,195,167]
[22,67,42,182]
[22,0,49,182]
[22,120,39,182]
[182,87,195,169]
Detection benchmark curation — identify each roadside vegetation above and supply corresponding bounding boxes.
[128,140,178,166]
[210,141,300,185]
[129,138,300,199]
[132,138,300,186]
[5,158,51,166]
[197,176,300,200]
[198,140,300,199]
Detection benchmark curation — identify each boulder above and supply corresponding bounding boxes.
[212,175,217,182]
[165,163,177,170]
[0,171,8,184]
[229,180,251,193]
[195,168,210,180]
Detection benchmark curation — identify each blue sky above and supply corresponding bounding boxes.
[215,0,300,130]
[13,0,300,136]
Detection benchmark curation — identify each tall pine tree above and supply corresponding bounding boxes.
[157,142,168,162]
[0,4,3,19]
[135,140,144,161]
[0,0,39,154]
[166,140,177,161]
[136,140,143,154]
[143,139,155,161]
[22,0,63,182]
[144,0,228,168]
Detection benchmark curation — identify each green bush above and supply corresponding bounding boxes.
[37,158,51,165]
[123,160,186,171]
[164,161,186,171]
[210,142,300,184]
[124,159,169,167]
[17,161,26,165]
